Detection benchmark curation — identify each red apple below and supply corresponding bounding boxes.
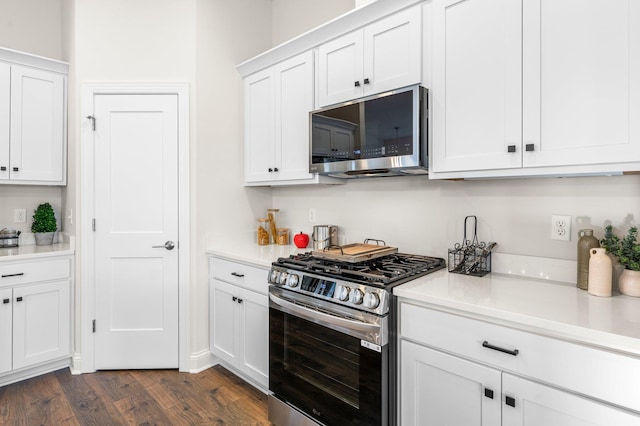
[293,232,309,248]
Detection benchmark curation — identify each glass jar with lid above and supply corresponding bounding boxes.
[257,218,270,245]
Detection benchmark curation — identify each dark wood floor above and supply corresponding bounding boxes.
[0,365,269,425]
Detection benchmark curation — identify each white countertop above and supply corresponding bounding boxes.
[394,269,640,357]
[207,240,640,358]
[207,242,306,268]
[0,243,74,261]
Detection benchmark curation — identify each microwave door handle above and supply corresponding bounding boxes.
[269,292,381,335]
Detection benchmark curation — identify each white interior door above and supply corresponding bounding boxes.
[93,93,179,369]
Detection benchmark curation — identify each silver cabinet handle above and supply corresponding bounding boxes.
[152,241,175,250]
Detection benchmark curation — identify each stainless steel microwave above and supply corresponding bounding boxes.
[309,85,428,178]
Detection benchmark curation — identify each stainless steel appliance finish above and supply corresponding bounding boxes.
[309,85,428,178]
[268,251,445,425]
[0,229,20,248]
[311,225,338,250]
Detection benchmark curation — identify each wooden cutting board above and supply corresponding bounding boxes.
[312,243,398,263]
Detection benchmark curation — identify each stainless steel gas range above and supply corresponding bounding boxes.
[267,247,445,425]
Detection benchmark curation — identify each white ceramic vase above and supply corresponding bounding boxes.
[619,269,640,297]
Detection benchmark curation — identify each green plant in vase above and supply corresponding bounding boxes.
[600,224,621,256]
[617,226,640,297]
[31,202,57,245]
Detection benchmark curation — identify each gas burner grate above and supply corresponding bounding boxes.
[275,252,446,286]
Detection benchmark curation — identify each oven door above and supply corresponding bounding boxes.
[269,286,389,426]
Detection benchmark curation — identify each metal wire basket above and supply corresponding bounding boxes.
[447,216,495,277]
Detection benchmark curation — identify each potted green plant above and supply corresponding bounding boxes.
[31,202,57,246]
[617,226,640,297]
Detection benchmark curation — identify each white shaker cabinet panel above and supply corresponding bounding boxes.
[244,69,276,183]
[317,5,422,108]
[0,63,9,181]
[238,287,268,387]
[12,280,70,370]
[0,287,12,374]
[9,65,65,183]
[502,373,640,426]
[275,51,315,182]
[401,340,501,426]
[522,0,640,168]
[431,0,522,173]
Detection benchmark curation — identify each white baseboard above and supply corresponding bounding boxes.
[188,349,216,373]
[0,358,70,387]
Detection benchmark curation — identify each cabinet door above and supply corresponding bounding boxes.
[363,5,422,97]
[400,340,501,426]
[317,31,364,107]
[12,281,70,370]
[9,65,65,183]
[0,288,12,374]
[431,0,522,173]
[522,0,640,167]
[244,68,276,183]
[210,279,239,365]
[275,51,315,181]
[0,63,9,181]
[238,287,268,388]
[503,373,640,426]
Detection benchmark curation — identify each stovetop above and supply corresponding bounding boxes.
[274,252,446,288]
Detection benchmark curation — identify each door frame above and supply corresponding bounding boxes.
[79,83,190,372]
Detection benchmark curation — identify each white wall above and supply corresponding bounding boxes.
[272,0,355,46]
[272,175,640,261]
[0,0,64,234]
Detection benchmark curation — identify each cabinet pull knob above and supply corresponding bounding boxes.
[16,296,23,302]
[507,145,516,153]
[268,168,273,172]
[363,78,370,84]
[273,167,279,172]
[525,143,534,152]
[2,298,9,304]
[1,273,24,278]
[0,166,6,171]
[232,296,237,302]
[237,298,243,304]
[482,340,519,356]
[505,396,516,407]
[484,388,494,399]
[12,167,19,172]
[354,81,361,87]
[231,272,244,278]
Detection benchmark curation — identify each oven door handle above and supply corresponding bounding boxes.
[269,292,382,334]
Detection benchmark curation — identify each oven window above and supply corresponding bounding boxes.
[284,310,360,408]
[270,307,386,425]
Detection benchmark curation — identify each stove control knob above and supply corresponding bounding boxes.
[269,270,280,284]
[336,285,350,301]
[363,292,380,309]
[278,272,289,285]
[287,274,300,288]
[349,288,364,305]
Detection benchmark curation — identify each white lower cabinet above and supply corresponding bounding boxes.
[0,256,72,378]
[209,257,268,389]
[399,301,640,425]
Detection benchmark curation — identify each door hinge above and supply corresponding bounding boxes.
[92,218,96,232]
[86,115,96,131]
[92,319,96,333]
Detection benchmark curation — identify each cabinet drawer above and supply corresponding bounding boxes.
[210,257,268,295]
[400,302,640,413]
[0,258,71,287]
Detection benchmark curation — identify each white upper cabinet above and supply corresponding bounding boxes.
[0,49,67,185]
[317,5,422,107]
[430,0,640,178]
[244,51,339,186]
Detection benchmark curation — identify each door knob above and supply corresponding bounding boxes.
[152,241,176,250]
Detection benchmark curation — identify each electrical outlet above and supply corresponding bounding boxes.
[308,208,316,223]
[551,215,571,241]
[14,208,26,223]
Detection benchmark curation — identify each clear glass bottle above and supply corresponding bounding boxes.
[267,208,279,244]
[257,218,270,245]
[577,229,600,290]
